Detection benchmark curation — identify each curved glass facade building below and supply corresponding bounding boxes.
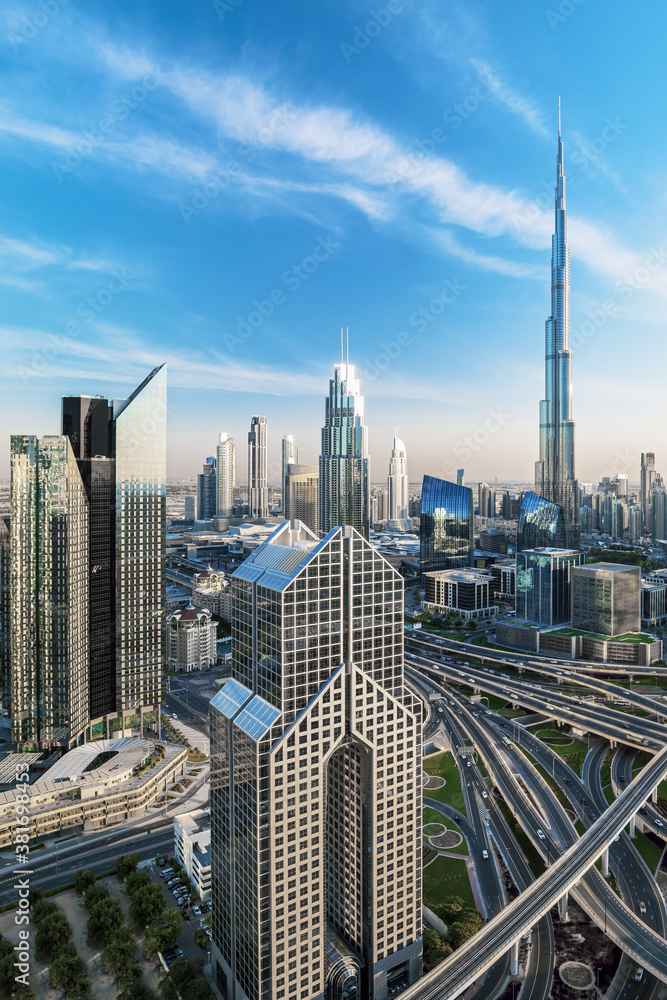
[420,475,474,576]
[534,114,580,546]
[517,491,568,553]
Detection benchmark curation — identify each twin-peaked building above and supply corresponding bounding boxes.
[210,521,422,1000]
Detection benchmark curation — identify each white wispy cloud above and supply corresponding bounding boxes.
[470,59,550,138]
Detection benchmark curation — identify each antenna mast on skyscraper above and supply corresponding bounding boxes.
[340,327,344,364]
[558,95,561,136]
[346,326,349,367]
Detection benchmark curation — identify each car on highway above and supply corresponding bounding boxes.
[655,818,664,827]
[639,807,647,815]
[482,850,489,859]
[639,902,647,914]
[537,829,546,839]
[635,968,644,983]
[482,791,488,798]
[619,775,625,782]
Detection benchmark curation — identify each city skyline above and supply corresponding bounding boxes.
[0,1,666,483]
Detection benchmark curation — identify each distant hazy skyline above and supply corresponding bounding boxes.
[0,0,665,485]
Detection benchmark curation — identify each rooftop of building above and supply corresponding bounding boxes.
[573,562,640,575]
[424,568,491,583]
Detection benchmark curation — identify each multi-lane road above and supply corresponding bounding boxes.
[406,634,667,1000]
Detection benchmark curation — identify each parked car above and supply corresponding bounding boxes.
[193,905,202,916]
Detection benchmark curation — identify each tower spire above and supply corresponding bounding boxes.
[558,95,561,137]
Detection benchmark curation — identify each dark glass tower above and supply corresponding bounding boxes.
[197,457,217,521]
[516,492,568,553]
[419,475,474,578]
[534,110,580,546]
[62,396,115,719]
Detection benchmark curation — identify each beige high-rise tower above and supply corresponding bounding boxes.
[210,521,422,1000]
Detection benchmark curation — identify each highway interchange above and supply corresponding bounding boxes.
[405,628,667,1000]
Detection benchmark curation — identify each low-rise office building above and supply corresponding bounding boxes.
[0,738,187,847]
[174,809,212,902]
[422,568,494,620]
[495,620,662,665]
[642,573,667,627]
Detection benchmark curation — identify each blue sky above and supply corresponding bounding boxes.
[0,0,665,484]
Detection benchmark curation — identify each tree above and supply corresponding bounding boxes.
[31,898,58,926]
[84,883,111,911]
[87,897,125,946]
[48,941,89,996]
[73,868,97,895]
[193,929,209,949]
[447,918,482,949]
[143,908,182,959]
[35,912,73,961]
[422,928,452,970]
[125,871,152,899]
[159,958,212,1000]
[115,854,141,880]
[466,619,477,631]
[117,980,158,1000]
[130,883,166,928]
[101,924,139,979]
[0,936,16,996]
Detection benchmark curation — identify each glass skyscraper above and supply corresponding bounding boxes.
[534,112,580,546]
[516,547,582,626]
[9,365,166,749]
[210,522,422,1000]
[319,362,370,538]
[419,475,474,577]
[516,491,568,553]
[197,456,217,521]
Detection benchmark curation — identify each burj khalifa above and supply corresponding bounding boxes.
[534,106,580,547]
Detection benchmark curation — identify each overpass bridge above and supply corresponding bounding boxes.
[404,729,667,1000]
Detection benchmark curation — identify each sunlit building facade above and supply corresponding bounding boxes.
[282,435,298,518]
[217,433,236,519]
[419,475,474,578]
[248,416,268,519]
[387,435,409,521]
[210,522,422,1000]
[319,363,370,538]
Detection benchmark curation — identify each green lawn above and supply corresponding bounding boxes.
[633,833,664,874]
[423,752,465,812]
[423,855,476,911]
[423,806,469,854]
